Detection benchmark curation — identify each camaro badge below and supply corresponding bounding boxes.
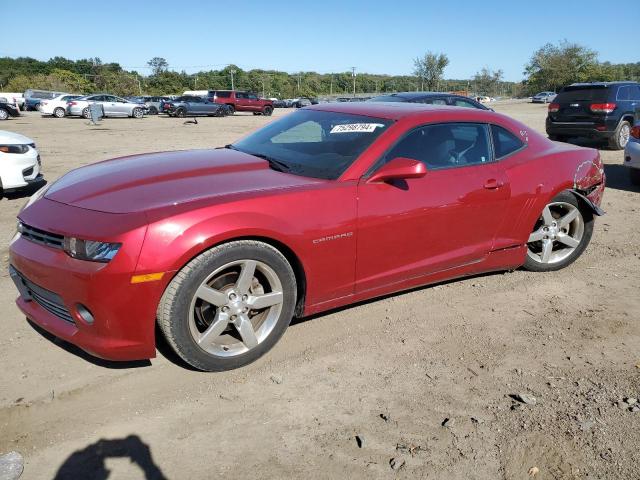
[312,232,354,244]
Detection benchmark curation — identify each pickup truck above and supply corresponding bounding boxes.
[211,90,274,116]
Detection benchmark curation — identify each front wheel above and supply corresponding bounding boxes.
[0,109,8,120]
[82,107,91,119]
[132,107,144,118]
[175,108,186,118]
[523,192,593,272]
[53,107,66,118]
[158,240,297,371]
[226,105,235,115]
[262,106,273,116]
[148,106,158,115]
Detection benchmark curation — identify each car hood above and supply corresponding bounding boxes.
[0,130,33,145]
[44,149,324,214]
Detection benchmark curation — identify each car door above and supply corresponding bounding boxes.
[355,122,510,293]
[235,92,250,111]
[99,95,118,116]
[246,92,260,111]
[188,96,204,114]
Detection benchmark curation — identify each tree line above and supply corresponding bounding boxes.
[0,41,637,98]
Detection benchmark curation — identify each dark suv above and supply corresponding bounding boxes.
[546,81,640,149]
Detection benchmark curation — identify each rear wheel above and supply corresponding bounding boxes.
[53,107,65,118]
[609,120,631,150]
[524,192,593,272]
[630,168,640,186]
[148,106,158,115]
[262,106,273,116]
[226,105,235,115]
[158,240,297,371]
[175,108,186,118]
[0,109,8,120]
[82,107,91,119]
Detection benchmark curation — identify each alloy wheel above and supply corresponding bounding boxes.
[527,201,584,265]
[619,123,630,148]
[188,259,284,357]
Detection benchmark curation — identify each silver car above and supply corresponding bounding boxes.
[67,94,146,118]
[624,123,640,185]
[531,91,557,103]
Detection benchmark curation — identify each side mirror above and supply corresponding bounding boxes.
[368,157,426,183]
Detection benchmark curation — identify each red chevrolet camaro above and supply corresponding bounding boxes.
[10,103,605,371]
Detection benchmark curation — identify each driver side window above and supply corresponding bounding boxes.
[385,123,491,170]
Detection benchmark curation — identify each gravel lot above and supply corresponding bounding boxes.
[1,103,639,479]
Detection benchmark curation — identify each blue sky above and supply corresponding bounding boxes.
[2,0,636,81]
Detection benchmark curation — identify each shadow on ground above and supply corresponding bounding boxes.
[53,435,167,480]
[27,320,151,369]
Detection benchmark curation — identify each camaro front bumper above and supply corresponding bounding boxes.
[9,199,162,361]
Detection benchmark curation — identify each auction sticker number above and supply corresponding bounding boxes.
[330,123,385,134]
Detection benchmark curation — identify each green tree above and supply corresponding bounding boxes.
[413,52,449,91]
[524,40,599,93]
[473,67,504,96]
[147,57,169,76]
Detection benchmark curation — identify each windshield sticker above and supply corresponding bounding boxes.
[330,123,385,134]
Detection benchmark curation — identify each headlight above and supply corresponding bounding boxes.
[63,237,121,262]
[0,144,29,154]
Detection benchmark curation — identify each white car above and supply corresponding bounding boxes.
[0,130,42,193]
[40,94,83,118]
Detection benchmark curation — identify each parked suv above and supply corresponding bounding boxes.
[211,90,273,115]
[546,81,640,150]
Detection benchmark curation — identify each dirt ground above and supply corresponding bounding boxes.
[0,103,638,480]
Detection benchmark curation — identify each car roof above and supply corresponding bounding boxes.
[308,101,493,121]
[373,91,462,100]
[568,81,638,87]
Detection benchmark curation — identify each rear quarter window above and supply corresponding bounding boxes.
[215,91,232,98]
[491,125,524,159]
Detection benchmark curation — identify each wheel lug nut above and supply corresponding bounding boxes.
[242,307,248,313]
[229,293,237,300]
[222,306,229,312]
[242,294,248,301]
[231,315,237,321]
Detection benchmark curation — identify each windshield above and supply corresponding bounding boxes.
[232,110,392,180]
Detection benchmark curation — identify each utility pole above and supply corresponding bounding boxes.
[330,74,333,96]
[230,69,236,90]
[351,67,356,97]
[297,72,301,93]
[194,75,198,89]
[262,77,265,98]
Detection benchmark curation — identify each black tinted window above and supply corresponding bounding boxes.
[386,123,491,169]
[215,91,232,98]
[452,98,479,109]
[491,125,524,158]
[557,86,608,102]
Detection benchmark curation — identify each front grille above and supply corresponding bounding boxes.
[19,222,64,250]
[10,266,74,324]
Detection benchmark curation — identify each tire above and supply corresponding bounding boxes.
[262,106,273,116]
[630,168,640,186]
[148,106,158,115]
[175,108,186,118]
[609,120,631,150]
[132,107,144,119]
[523,191,593,272]
[53,107,65,118]
[158,240,297,371]
[82,107,91,119]
[226,105,235,115]
[0,108,8,120]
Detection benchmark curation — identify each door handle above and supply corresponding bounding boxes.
[483,178,504,189]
